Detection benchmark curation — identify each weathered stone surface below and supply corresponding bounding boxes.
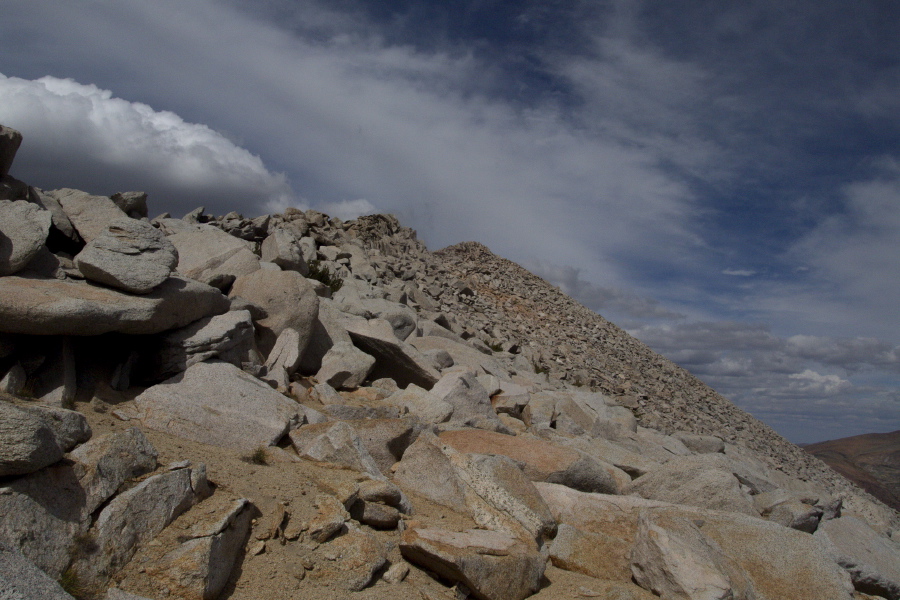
[49,188,128,243]
[298,298,352,373]
[110,191,149,219]
[359,298,418,340]
[630,511,734,600]
[0,200,51,276]
[431,370,504,429]
[346,417,421,474]
[383,383,453,424]
[815,516,900,599]
[393,431,470,511]
[134,361,300,450]
[260,228,308,274]
[308,494,349,543]
[767,499,822,533]
[168,225,261,286]
[29,188,78,241]
[75,468,197,589]
[400,526,546,600]
[409,335,510,378]
[149,309,259,379]
[344,317,441,389]
[548,523,631,582]
[289,421,384,479]
[229,268,319,356]
[0,125,22,177]
[263,327,302,387]
[439,429,630,494]
[0,543,75,600]
[624,454,758,516]
[0,275,229,335]
[0,399,91,476]
[350,499,401,529]
[315,341,375,389]
[317,528,387,591]
[146,497,254,600]
[105,588,153,600]
[67,428,158,516]
[673,432,726,454]
[74,217,178,293]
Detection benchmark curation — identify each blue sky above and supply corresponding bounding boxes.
[1,0,899,443]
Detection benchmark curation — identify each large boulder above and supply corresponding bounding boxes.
[343,317,441,389]
[315,341,375,389]
[0,543,75,600]
[0,125,22,177]
[229,269,319,357]
[0,275,229,335]
[815,516,900,599]
[624,454,758,516]
[74,218,178,294]
[439,429,630,494]
[400,526,546,600]
[167,225,261,286]
[0,399,91,477]
[260,228,308,274]
[382,384,453,424]
[147,309,259,380]
[298,298,352,373]
[48,188,127,243]
[289,421,385,479]
[133,361,300,450]
[430,370,506,430]
[0,200,51,276]
[548,523,632,582]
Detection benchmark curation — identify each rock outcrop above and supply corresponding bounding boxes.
[0,124,898,600]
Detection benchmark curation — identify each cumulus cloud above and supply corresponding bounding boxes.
[0,73,292,216]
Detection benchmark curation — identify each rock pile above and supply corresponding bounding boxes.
[1,123,898,600]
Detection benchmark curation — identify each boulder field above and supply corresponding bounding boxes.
[1,123,899,600]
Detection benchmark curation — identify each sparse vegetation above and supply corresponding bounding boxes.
[488,341,504,353]
[306,259,343,294]
[242,446,269,466]
[59,567,88,599]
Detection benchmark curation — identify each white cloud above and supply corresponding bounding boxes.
[318,199,380,222]
[723,268,756,277]
[0,73,293,217]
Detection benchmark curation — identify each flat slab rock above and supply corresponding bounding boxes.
[132,361,300,450]
[400,526,546,600]
[0,275,229,335]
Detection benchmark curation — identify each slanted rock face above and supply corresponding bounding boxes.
[0,275,229,335]
[74,217,178,294]
[0,399,91,477]
[0,543,75,600]
[0,125,23,177]
[0,200,51,276]
[815,516,900,599]
[48,188,128,243]
[167,225,261,286]
[133,361,300,450]
[229,269,319,357]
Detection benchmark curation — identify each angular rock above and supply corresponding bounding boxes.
[74,217,178,294]
[110,191,148,219]
[74,468,197,589]
[548,523,631,582]
[0,399,91,477]
[383,384,453,424]
[409,335,510,378]
[630,511,734,600]
[439,429,630,494]
[431,370,504,429]
[673,432,726,454]
[229,269,319,356]
[344,317,441,389]
[392,431,470,512]
[0,125,22,177]
[149,309,259,380]
[67,428,158,516]
[0,543,75,600]
[260,228,308,274]
[815,516,900,599]
[346,417,421,474]
[318,528,387,591]
[0,200,51,276]
[167,225,261,286]
[134,361,300,450]
[263,327,303,387]
[359,298,418,340]
[315,341,375,389]
[308,494,350,543]
[349,499,401,529]
[289,421,385,479]
[29,188,78,242]
[400,526,546,600]
[146,497,254,600]
[624,454,758,516]
[48,188,127,243]
[767,499,823,533]
[298,298,352,373]
[0,275,229,335]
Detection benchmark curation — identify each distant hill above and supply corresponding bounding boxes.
[804,430,900,510]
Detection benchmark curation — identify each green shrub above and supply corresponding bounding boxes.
[59,568,88,599]
[242,446,268,466]
[306,259,343,294]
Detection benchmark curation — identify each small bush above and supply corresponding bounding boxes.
[306,259,343,294]
[59,568,88,599]
[242,446,268,466]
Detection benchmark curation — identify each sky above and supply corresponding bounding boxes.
[1,0,899,444]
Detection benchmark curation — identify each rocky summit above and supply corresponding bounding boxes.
[0,122,899,600]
